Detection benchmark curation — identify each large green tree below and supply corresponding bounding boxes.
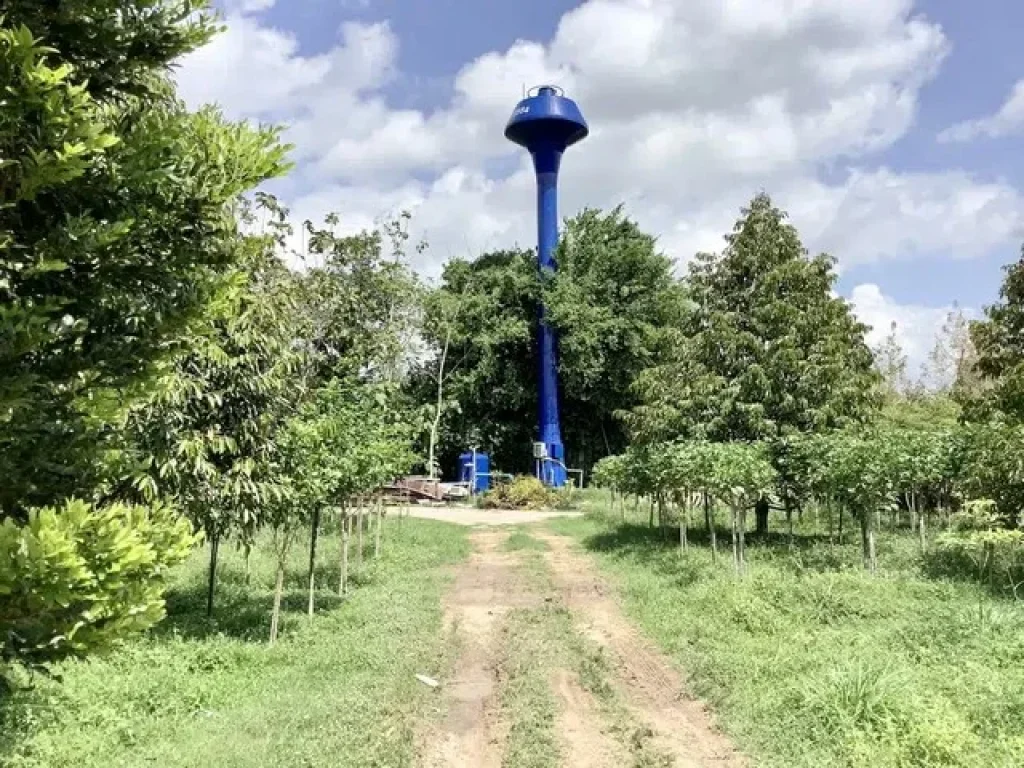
[414,208,687,477]
[631,193,879,530]
[0,1,286,675]
[0,2,288,515]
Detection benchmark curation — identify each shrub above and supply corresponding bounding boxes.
[1,499,197,682]
[481,475,559,509]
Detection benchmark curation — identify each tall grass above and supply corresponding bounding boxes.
[1,519,469,768]
[550,500,1024,767]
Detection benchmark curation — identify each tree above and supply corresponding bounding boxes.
[957,423,1024,528]
[805,431,897,572]
[119,227,301,616]
[924,306,981,395]
[420,284,467,479]
[631,193,879,532]
[411,249,537,475]
[414,208,688,477]
[547,207,690,469]
[874,322,912,400]
[963,246,1024,423]
[0,4,289,515]
[0,0,287,675]
[298,213,422,384]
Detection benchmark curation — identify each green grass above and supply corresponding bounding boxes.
[502,527,548,552]
[549,506,1024,768]
[1,518,469,768]
[497,606,565,768]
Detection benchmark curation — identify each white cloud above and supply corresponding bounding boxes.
[174,14,332,118]
[175,0,1024,284]
[938,79,1024,143]
[789,169,1024,268]
[848,283,973,379]
[220,0,276,13]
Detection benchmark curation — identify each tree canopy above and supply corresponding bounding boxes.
[630,193,880,446]
[413,207,688,476]
[0,2,289,515]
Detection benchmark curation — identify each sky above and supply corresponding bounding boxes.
[175,0,1024,375]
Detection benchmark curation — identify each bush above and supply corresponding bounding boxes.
[481,475,563,509]
[1,499,198,682]
[927,500,1024,596]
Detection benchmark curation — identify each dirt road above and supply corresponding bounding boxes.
[400,505,582,526]
[416,526,746,768]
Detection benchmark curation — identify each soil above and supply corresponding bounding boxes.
[399,505,582,527]
[416,527,746,767]
[536,530,748,768]
[551,668,629,768]
[417,530,529,768]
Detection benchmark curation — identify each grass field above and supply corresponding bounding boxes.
[0,517,469,768]
[549,503,1024,768]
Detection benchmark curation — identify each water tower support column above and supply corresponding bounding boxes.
[535,145,565,486]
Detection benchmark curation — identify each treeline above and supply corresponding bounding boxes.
[1,5,423,681]
[584,198,1024,586]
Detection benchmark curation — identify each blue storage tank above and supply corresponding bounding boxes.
[459,451,491,494]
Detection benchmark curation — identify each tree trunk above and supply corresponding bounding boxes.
[658,495,667,541]
[705,492,717,563]
[428,318,454,479]
[308,507,321,617]
[648,497,655,529]
[731,503,741,576]
[339,509,350,596]
[374,500,382,559]
[918,511,926,554]
[679,497,688,553]
[860,511,877,573]
[838,505,844,545]
[206,532,219,618]
[755,496,770,536]
[786,502,794,551]
[269,563,284,646]
[908,492,918,532]
[357,501,364,568]
[243,541,252,586]
[738,503,747,575]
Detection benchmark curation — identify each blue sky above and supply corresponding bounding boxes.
[181,0,1024,370]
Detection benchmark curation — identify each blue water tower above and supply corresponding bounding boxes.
[505,85,588,488]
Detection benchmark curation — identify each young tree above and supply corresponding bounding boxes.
[421,285,467,478]
[807,432,896,572]
[119,231,301,616]
[632,194,879,533]
[1,499,196,683]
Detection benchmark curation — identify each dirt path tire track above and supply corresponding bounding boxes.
[552,668,630,768]
[417,530,526,768]
[536,530,748,768]
[417,528,630,768]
